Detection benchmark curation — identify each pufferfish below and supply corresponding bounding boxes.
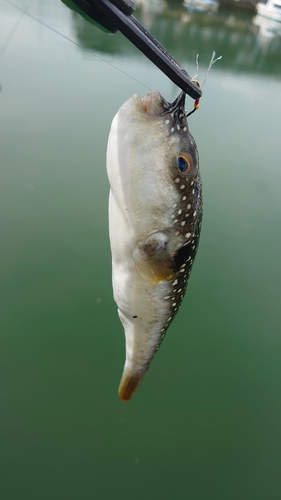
[106,90,202,402]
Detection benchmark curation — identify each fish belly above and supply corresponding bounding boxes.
[108,190,171,401]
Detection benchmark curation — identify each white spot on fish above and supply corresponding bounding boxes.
[172,302,176,307]
[185,232,191,239]
[185,213,189,217]
[178,209,182,215]
[193,211,197,216]
[182,196,186,201]
[175,178,180,184]
[183,126,187,131]
[171,127,174,133]
[173,279,178,285]
[177,124,180,130]
[192,189,195,194]
[181,221,186,226]
[175,231,179,236]
[180,185,185,190]
[191,181,194,186]
[165,119,170,124]
[164,296,170,300]
[187,204,191,209]
[177,288,182,293]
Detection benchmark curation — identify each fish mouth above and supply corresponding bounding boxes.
[140,90,186,120]
[140,90,166,116]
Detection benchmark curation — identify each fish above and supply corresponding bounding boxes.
[106,90,202,402]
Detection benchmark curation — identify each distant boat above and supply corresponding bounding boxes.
[253,13,281,37]
[183,0,219,13]
[256,0,281,22]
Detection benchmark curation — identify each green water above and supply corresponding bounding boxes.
[1,0,281,498]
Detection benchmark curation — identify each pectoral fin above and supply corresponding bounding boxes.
[133,232,176,286]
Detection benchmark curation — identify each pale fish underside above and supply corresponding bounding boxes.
[106,90,202,401]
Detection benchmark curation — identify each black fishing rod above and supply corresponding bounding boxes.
[62,0,202,100]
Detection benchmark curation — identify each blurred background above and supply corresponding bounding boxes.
[0,0,281,498]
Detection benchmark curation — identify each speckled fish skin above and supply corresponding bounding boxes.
[106,90,202,402]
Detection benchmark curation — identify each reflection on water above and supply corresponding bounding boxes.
[135,0,167,15]
[70,3,281,76]
[183,0,220,15]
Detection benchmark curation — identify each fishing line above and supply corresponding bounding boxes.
[3,0,151,91]
[0,1,29,56]
[186,51,222,118]
[201,51,222,88]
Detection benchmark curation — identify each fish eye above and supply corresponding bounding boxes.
[177,153,192,174]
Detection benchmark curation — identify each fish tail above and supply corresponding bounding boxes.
[118,370,146,402]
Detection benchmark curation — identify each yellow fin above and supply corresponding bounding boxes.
[133,232,176,286]
[118,371,146,402]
